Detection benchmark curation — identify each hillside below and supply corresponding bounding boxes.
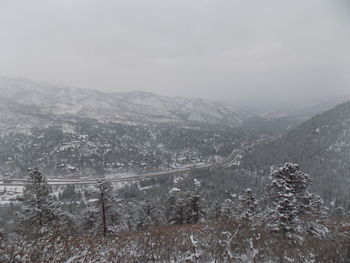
[0,119,252,177]
[0,76,258,178]
[239,101,350,207]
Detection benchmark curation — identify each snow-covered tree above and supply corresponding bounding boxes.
[81,179,121,236]
[136,199,160,229]
[17,168,60,235]
[221,194,239,219]
[163,184,203,225]
[163,191,188,225]
[237,188,258,221]
[266,163,328,239]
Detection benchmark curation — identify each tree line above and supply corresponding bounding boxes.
[13,163,330,241]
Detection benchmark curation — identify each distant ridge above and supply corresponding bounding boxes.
[0,76,251,126]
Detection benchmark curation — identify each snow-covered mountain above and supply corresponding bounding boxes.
[0,76,255,177]
[0,76,250,126]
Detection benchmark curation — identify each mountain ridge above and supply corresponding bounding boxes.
[0,76,250,127]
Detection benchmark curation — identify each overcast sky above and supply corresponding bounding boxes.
[0,0,349,108]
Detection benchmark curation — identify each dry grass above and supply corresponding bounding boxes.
[1,217,350,263]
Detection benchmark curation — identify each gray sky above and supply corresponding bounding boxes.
[0,0,349,107]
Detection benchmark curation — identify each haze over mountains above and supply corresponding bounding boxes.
[1,75,349,186]
[0,76,251,128]
[1,75,347,129]
[260,95,350,119]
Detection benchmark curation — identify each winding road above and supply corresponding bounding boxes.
[0,147,246,187]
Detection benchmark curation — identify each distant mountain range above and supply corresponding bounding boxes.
[0,76,251,129]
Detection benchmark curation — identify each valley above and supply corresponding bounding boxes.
[0,77,349,263]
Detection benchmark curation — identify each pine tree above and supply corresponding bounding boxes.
[17,168,60,235]
[266,163,328,239]
[221,196,238,219]
[164,185,203,225]
[81,179,120,236]
[237,188,258,221]
[164,193,178,224]
[185,190,202,224]
[136,199,159,229]
[175,198,186,225]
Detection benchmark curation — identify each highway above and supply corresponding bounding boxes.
[0,147,246,187]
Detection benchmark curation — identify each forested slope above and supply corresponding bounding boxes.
[240,101,350,207]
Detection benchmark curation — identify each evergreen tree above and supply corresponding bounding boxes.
[185,189,202,224]
[81,179,120,236]
[164,187,203,225]
[237,188,258,221]
[164,193,178,224]
[174,198,186,225]
[163,192,185,225]
[266,163,328,239]
[221,196,238,219]
[16,168,60,235]
[136,199,159,229]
